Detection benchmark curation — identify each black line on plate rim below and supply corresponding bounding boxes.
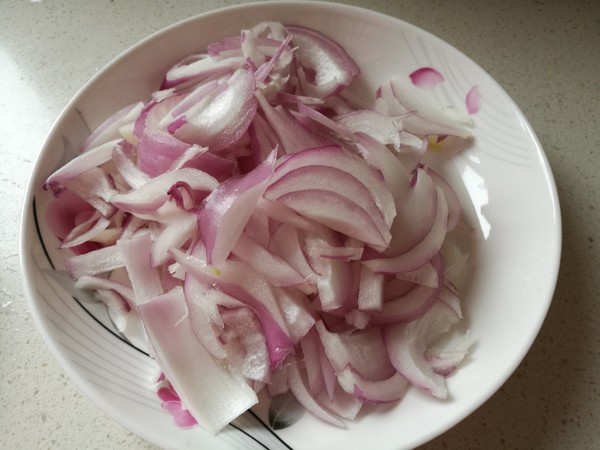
[33,195,150,357]
[39,269,154,380]
[228,422,271,450]
[71,295,151,357]
[247,409,294,450]
[32,196,56,270]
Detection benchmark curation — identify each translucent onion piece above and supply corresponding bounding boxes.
[466,85,482,115]
[198,150,276,267]
[287,25,360,98]
[139,287,258,434]
[409,67,445,89]
[383,300,462,399]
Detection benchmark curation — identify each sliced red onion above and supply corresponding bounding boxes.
[175,148,236,182]
[43,139,120,193]
[173,67,258,152]
[265,165,391,244]
[183,285,228,361]
[312,238,364,261]
[357,265,384,312]
[396,261,439,288]
[43,20,475,431]
[75,275,134,306]
[231,232,311,290]
[254,34,293,85]
[316,336,337,400]
[136,132,192,177]
[370,253,443,325]
[171,250,295,370]
[338,368,409,404]
[183,259,243,330]
[426,329,472,376]
[316,384,362,420]
[271,145,395,227]
[162,400,198,429]
[151,212,197,266]
[364,181,448,274]
[92,288,134,334]
[248,113,282,168]
[135,94,183,139]
[274,189,389,248]
[220,307,270,383]
[383,300,461,399]
[46,190,96,244]
[110,168,218,215]
[242,209,271,248]
[60,167,116,218]
[161,54,246,89]
[341,328,396,381]
[287,360,345,427]
[268,223,317,282]
[300,327,326,396]
[139,287,258,434]
[165,81,226,125]
[81,102,144,152]
[353,133,411,200]
[314,320,351,373]
[117,233,164,306]
[466,85,482,115]
[295,102,355,141]
[255,91,329,154]
[335,109,401,149]
[273,287,315,342]
[381,77,473,138]
[287,25,360,98]
[112,145,151,190]
[344,309,369,329]
[198,149,275,267]
[207,36,242,57]
[60,211,111,249]
[64,243,125,279]
[427,167,461,231]
[256,197,316,231]
[273,91,324,107]
[304,229,356,312]
[409,67,445,89]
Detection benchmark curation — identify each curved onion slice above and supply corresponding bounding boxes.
[111,168,218,214]
[271,145,396,228]
[409,67,445,89]
[287,25,360,98]
[173,67,258,152]
[466,85,482,115]
[198,150,276,267]
[81,102,144,152]
[383,300,461,399]
[265,164,391,242]
[335,109,401,149]
[43,139,121,193]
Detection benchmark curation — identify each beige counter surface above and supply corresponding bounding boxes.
[1,0,598,448]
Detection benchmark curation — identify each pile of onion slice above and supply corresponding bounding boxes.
[43,21,475,434]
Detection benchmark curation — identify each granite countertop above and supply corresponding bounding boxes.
[1,0,598,448]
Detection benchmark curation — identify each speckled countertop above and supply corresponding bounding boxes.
[1,0,598,449]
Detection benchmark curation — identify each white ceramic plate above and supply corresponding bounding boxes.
[20,2,561,449]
